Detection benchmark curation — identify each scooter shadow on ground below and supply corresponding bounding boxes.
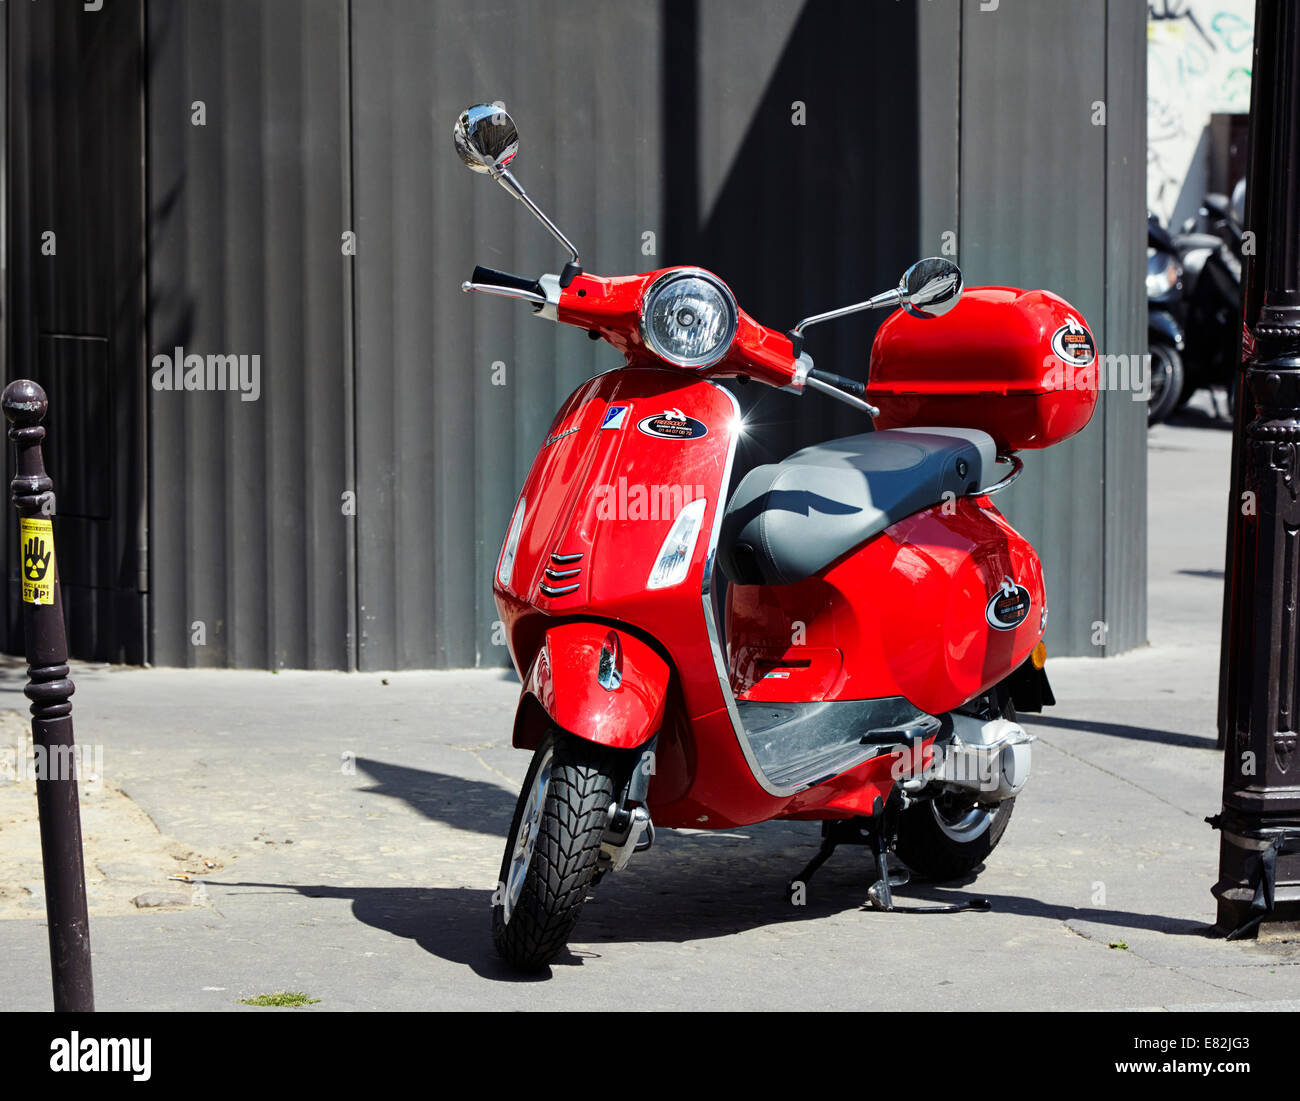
[332,756,1212,975]
[208,759,1211,982]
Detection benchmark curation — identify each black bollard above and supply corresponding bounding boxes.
[3,380,94,1011]
[1212,0,1300,937]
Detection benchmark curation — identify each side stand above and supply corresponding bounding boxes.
[787,793,991,915]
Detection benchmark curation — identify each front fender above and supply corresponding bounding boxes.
[512,623,669,750]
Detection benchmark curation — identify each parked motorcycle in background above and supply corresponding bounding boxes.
[1146,213,1186,425]
[1145,184,1245,426]
[454,103,1096,971]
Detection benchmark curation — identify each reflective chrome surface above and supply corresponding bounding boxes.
[502,743,553,925]
[459,280,548,307]
[899,257,963,319]
[454,104,582,266]
[791,257,964,337]
[453,103,519,176]
[970,453,1023,495]
[639,268,738,369]
[699,385,805,798]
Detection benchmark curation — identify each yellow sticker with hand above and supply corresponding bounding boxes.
[20,517,54,605]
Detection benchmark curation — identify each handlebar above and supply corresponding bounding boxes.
[461,265,549,308]
[461,264,878,415]
[471,266,542,295]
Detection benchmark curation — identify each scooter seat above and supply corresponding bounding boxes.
[718,427,997,585]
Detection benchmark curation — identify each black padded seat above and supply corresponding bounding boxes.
[719,427,997,585]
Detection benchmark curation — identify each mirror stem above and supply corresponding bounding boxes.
[493,168,581,268]
[792,289,902,339]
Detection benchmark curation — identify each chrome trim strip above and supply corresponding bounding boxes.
[545,567,581,580]
[638,267,739,370]
[535,272,561,322]
[539,582,580,597]
[698,383,804,798]
[784,351,813,393]
[972,454,1024,496]
[550,552,583,564]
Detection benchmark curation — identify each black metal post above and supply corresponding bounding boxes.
[3,380,94,1009]
[1213,0,1300,936]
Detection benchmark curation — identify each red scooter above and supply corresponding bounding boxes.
[454,104,1099,970]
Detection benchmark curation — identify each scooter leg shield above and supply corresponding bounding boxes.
[512,622,670,751]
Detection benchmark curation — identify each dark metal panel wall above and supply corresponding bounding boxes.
[348,0,665,669]
[4,0,149,663]
[134,0,1144,669]
[956,0,1146,657]
[1101,0,1150,656]
[146,0,352,668]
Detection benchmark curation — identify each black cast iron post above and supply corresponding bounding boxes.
[3,380,94,1009]
[1213,0,1300,936]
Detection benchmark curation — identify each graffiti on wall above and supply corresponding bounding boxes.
[1148,0,1253,223]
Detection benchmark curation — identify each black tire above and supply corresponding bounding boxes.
[491,730,620,971]
[894,791,1016,881]
[1147,341,1185,425]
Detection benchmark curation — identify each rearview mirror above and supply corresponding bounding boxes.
[900,257,963,319]
[453,103,519,177]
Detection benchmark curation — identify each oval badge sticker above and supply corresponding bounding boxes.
[637,409,708,440]
[986,578,1031,632]
[1050,315,1096,367]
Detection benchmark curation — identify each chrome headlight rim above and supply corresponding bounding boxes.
[639,267,739,370]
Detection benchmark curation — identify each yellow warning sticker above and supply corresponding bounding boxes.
[20,517,54,605]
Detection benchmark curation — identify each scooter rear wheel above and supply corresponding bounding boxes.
[894,792,1016,882]
[491,730,620,971]
[1147,341,1185,425]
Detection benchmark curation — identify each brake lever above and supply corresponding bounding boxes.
[805,368,880,416]
[460,281,549,307]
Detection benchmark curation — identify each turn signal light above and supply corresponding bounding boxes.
[1031,641,1047,669]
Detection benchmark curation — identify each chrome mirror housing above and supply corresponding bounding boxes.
[453,102,581,272]
[453,103,519,176]
[899,257,963,318]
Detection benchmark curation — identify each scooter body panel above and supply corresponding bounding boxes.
[494,368,744,798]
[514,621,671,750]
[726,495,1046,716]
[495,363,1047,830]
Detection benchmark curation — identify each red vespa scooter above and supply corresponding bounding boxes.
[453,104,1099,970]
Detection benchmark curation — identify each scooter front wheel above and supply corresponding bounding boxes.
[491,730,620,971]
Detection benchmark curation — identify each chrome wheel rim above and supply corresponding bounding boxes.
[502,745,553,926]
[931,797,993,843]
[1149,349,1173,407]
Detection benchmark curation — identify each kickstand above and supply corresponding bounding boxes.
[863,792,991,914]
[785,792,991,914]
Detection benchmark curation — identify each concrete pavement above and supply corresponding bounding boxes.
[1,392,1297,1011]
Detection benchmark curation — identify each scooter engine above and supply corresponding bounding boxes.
[919,714,1035,803]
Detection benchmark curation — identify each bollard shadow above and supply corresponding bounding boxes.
[1023,713,1217,750]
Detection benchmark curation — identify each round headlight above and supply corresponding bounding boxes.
[640,270,738,369]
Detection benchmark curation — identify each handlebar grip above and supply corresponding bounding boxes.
[808,368,867,400]
[471,266,542,295]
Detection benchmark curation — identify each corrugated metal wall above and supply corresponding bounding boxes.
[913,0,1147,657]
[951,0,1148,656]
[4,0,149,663]
[147,1,353,668]
[139,0,1146,669]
